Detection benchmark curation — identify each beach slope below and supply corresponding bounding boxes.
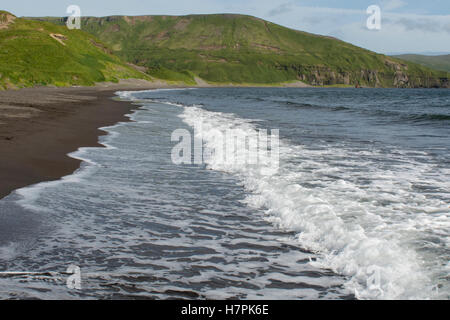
[0,81,166,199]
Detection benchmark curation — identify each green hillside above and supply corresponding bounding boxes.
[0,11,149,90]
[34,14,449,88]
[392,54,450,73]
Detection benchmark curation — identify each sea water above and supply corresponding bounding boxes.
[0,88,448,299]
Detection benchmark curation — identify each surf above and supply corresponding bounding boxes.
[174,100,447,300]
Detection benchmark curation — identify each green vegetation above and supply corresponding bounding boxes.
[35,14,449,88]
[392,54,450,73]
[0,11,149,90]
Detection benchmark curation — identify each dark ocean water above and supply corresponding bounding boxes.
[0,88,448,299]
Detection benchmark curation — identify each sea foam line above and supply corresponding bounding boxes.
[13,97,145,212]
[171,101,444,300]
[11,88,194,211]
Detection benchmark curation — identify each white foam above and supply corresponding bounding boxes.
[178,104,449,300]
[0,242,20,260]
[9,89,176,211]
[15,113,135,212]
[6,90,447,299]
[115,88,196,101]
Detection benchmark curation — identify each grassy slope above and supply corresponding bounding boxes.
[31,14,449,87]
[0,11,149,89]
[392,54,450,73]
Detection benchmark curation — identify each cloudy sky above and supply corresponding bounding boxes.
[2,0,450,54]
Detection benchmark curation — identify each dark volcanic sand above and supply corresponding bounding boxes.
[0,82,162,199]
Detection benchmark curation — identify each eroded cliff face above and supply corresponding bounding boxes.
[279,58,448,88]
[440,78,450,88]
[0,11,16,30]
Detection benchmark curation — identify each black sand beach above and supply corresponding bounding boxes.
[0,80,173,199]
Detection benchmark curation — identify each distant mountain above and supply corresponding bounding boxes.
[31,14,449,88]
[0,11,149,89]
[388,52,450,56]
[392,54,450,73]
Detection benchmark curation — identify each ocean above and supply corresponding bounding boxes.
[0,88,448,299]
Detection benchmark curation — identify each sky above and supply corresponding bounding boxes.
[1,0,450,54]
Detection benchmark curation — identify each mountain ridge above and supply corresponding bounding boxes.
[392,54,450,73]
[31,13,449,88]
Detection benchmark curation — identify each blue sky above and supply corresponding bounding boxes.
[2,0,449,54]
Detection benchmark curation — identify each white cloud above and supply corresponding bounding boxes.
[254,1,450,53]
[267,2,295,17]
[381,0,407,11]
[335,19,450,54]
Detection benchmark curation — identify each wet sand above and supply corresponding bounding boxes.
[0,80,176,199]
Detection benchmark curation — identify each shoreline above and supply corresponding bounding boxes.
[0,80,305,201]
[0,81,175,200]
[1,83,447,200]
